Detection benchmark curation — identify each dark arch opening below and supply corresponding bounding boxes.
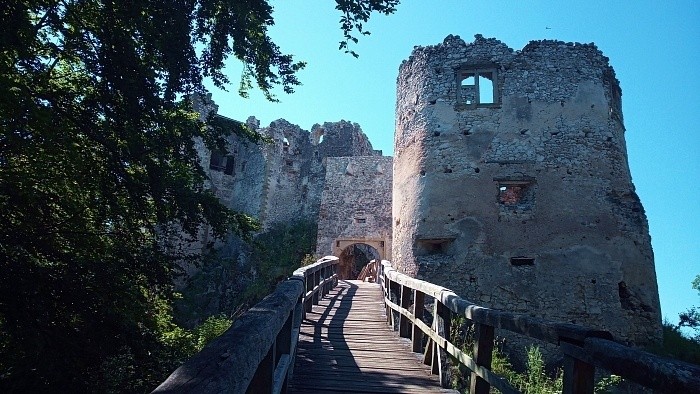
[338,243,380,280]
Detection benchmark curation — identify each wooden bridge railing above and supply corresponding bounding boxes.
[153,256,339,394]
[375,259,700,394]
[357,259,378,282]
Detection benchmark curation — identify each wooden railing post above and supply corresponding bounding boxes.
[332,263,338,287]
[312,269,320,305]
[389,280,401,330]
[384,277,392,326]
[304,274,313,313]
[321,265,328,297]
[247,341,274,393]
[436,301,452,388]
[399,285,412,338]
[287,299,303,381]
[271,310,293,394]
[412,290,425,353]
[563,355,595,394]
[470,323,495,394]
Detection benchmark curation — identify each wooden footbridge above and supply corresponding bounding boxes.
[154,257,700,394]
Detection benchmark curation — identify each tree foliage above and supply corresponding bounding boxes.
[0,0,398,390]
[678,275,700,339]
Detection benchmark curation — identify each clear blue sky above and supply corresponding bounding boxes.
[207,0,700,327]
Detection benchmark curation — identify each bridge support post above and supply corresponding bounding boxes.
[563,355,595,394]
[470,323,494,394]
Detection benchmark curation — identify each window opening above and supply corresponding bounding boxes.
[210,151,236,176]
[478,72,495,104]
[460,74,476,105]
[282,137,289,152]
[415,238,454,256]
[356,218,366,224]
[495,177,536,218]
[224,155,235,175]
[499,184,526,205]
[510,257,534,266]
[458,68,498,106]
[209,151,226,171]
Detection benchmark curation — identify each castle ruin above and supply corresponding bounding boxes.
[392,34,661,345]
[187,34,662,347]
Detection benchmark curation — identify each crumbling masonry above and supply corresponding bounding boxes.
[392,34,661,345]
[193,94,384,233]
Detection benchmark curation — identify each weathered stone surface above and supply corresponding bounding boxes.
[316,156,393,277]
[392,34,661,346]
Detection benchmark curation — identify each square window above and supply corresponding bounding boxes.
[495,178,536,218]
[499,184,526,205]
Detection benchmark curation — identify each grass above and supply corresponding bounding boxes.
[647,320,700,365]
[449,316,624,393]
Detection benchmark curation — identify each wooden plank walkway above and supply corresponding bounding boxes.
[289,280,457,393]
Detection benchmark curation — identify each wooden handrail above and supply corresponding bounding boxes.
[152,256,339,394]
[376,259,700,394]
[357,260,378,282]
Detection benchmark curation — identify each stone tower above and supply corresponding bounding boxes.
[393,35,661,345]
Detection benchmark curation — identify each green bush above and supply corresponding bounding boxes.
[449,317,622,393]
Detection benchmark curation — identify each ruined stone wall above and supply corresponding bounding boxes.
[257,119,378,227]
[393,35,661,346]
[191,92,379,231]
[178,95,383,323]
[316,156,393,261]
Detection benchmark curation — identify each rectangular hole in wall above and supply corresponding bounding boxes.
[209,151,226,171]
[415,238,454,256]
[499,184,527,205]
[460,74,476,105]
[355,218,366,224]
[510,257,534,266]
[224,155,235,175]
[478,72,495,104]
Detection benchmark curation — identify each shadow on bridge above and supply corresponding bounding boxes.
[289,280,453,393]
